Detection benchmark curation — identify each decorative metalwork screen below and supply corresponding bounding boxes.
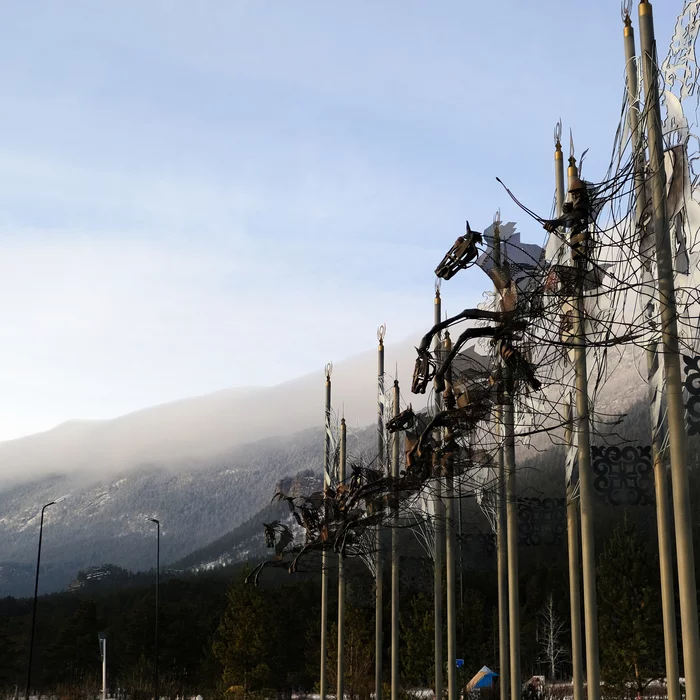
[591,445,654,506]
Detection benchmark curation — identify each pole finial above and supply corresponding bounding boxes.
[435,277,441,299]
[569,128,576,162]
[377,323,386,344]
[325,362,333,381]
[622,0,632,23]
[554,119,562,150]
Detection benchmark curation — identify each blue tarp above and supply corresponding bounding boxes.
[468,666,499,690]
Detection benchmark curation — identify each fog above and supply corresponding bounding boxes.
[0,332,429,484]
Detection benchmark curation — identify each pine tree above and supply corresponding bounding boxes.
[0,616,21,691]
[597,514,664,695]
[327,605,374,700]
[458,588,491,677]
[213,579,273,696]
[400,592,435,689]
[47,598,102,687]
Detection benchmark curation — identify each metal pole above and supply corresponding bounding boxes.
[638,1,700,693]
[648,343,682,700]
[391,380,400,700]
[320,366,332,700]
[148,518,160,700]
[564,402,584,700]
[495,404,509,700]
[556,133,584,700]
[496,220,520,700]
[567,150,600,700]
[25,501,55,700]
[493,219,510,700]
[504,382,520,700]
[103,636,107,700]
[433,289,445,700]
[337,417,347,700]
[443,332,457,700]
[376,330,386,700]
[623,15,681,698]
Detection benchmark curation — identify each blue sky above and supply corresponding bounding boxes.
[0,1,681,439]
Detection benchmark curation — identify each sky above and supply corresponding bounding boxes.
[0,0,681,441]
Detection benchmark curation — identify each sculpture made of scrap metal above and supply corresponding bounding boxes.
[435,221,484,280]
[543,171,592,264]
[264,521,294,557]
[245,521,296,585]
[411,308,532,395]
[386,405,416,433]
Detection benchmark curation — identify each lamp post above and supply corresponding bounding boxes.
[98,632,107,700]
[25,500,56,700]
[148,518,160,700]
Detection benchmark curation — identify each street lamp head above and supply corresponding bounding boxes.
[44,495,70,511]
[148,518,160,525]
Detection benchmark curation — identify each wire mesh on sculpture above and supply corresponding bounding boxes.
[244,2,700,584]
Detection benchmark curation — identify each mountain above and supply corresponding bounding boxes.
[171,469,323,573]
[0,335,425,484]
[0,334,650,597]
[0,427,321,596]
[0,418,381,597]
[0,334,419,596]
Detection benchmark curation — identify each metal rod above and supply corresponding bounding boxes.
[148,518,160,700]
[623,14,681,698]
[320,367,332,700]
[564,401,584,700]
[25,501,55,700]
[567,151,601,700]
[496,219,520,700]
[458,475,464,613]
[495,404,509,700]
[337,417,347,700]
[433,288,444,700]
[376,334,385,700]
[492,219,510,700]
[504,384,520,700]
[443,332,457,700]
[556,133,584,700]
[100,634,107,700]
[638,3,700,696]
[648,342,681,700]
[391,380,400,700]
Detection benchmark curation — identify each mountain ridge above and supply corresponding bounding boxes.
[0,333,425,484]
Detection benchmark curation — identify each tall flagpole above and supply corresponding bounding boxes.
[443,331,458,700]
[623,13,680,700]
[320,363,333,700]
[376,328,386,700]
[638,2,700,694]
[564,400,584,700]
[555,131,584,700]
[496,403,508,700]
[337,416,347,700]
[391,379,401,700]
[433,287,445,700]
[493,221,509,700]
[497,218,521,700]
[567,146,601,700]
